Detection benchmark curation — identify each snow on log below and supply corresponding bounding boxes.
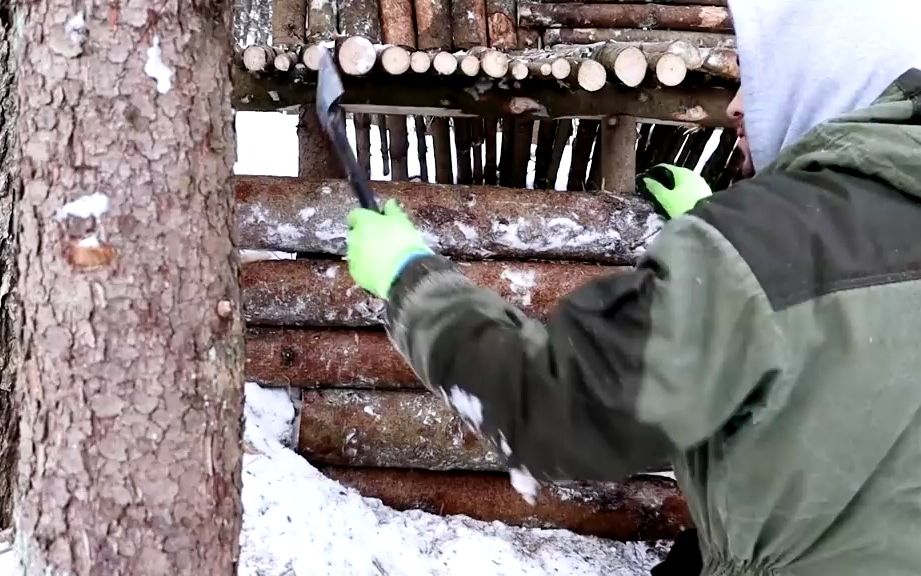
[544,28,736,48]
[271,0,307,45]
[591,42,647,87]
[234,177,658,263]
[380,0,417,47]
[451,0,488,49]
[517,3,733,32]
[486,0,517,50]
[415,0,452,50]
[299,390,503,471]
[241,259,620,327]
[700,46,740,80]
[321,467,693,541]
[339,0,383,40]
[307,0,336,41]
[245,328,420,389]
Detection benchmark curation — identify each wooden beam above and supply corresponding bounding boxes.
[245,327,420,389]
[241,259,619,327]
[234,177,655,262]
[518,3,734,32]
[602,115,637,193]
[322,467,692,541]
[544,28,735,48]
[231,65,736,126]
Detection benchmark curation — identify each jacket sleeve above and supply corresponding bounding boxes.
[385,214,787,483]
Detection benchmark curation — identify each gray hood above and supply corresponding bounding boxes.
[727,0,921,172]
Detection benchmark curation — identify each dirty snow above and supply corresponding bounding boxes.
[239,383,669,576]
[56,192,110,220]
[299,207,317,221]
[77,234,101,248]
[509,466,541,505]
[454,221,478,241]
[501,267,538,307]
[448,385,484,430]
[65,12,86,45]
[144,36,174,94]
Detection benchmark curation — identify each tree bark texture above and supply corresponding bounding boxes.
[451,0,488,49]
[234,0,272,48]
[486,0,516,50]
[299,106,345,178]
[241,259,614,327]
[518,3,734,32]
[322,467,692,541]
[414,0,452,50]
[0,4,20,531]
[271,0,307,45]
[307,0,337,41]
[234,176,655,264]
[339,0,383,40]
[16,2,244,574]
[380,0,416,47]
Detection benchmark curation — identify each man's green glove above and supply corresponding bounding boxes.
[636,164,712,219]
[345,198,433,299]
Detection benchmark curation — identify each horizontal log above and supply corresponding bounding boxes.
[322,466,692,541]
[299,389,502,470]
[543,28,736,48]
[518,3,733,32]
[541,0,725,4]
[235,177,658,263]
[245,327,419,388]
[241,259,619,327]
[231,64,736,125]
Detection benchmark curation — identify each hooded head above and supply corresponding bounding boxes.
[727,0,921,173]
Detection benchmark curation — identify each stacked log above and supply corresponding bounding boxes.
[236,174,694,540]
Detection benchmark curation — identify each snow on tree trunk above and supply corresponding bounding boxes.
[0,0,20,531]
[14,2,244,574]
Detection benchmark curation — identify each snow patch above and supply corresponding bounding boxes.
[498,430,512,457]
[491,216,622,254]
[56,192,110,220]
[299,207,317,221]
[65,12,86,45]
[270,223,303,244]
[144,36,174,94]
[315,218,349,243]
[501,267,537,307]
[363,406,378,418]
[448,386,484,431]
[240,382,668,576]
[325,266,339,279]
[510,465,540,505]
[454,221,478,241]
[77,234,100,248]
[239,250,297,263]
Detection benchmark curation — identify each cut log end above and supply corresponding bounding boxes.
[273,52,298,72]
[410,51,433,73]
[381,45,412,75]
[576,59,607,92]
[302,43,330,71]
[243,45,276,72]
[433,51,459,75]
[614,46,647,87]
[459,53,481,76]
[480,49,510,78]
[550,58,572,80]
[510,60,529,80]
[655,53,687,87]
[338,36,377,76]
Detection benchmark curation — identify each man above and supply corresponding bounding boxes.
[345,1,921,573]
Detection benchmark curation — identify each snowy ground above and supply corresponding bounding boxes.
[239,383,669,576]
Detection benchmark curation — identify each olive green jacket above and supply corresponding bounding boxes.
[386,70,921,575]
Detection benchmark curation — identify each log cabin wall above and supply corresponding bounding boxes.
[233,0,743,547]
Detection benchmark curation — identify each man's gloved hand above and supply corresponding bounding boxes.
[346,198,433,299]
[636,164,712,219]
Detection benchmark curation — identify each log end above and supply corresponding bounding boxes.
[339,36,377,76]
[410,51,433,73]
[243,45,275,72]
[381,45,412,75]
[510,60,529,81]
[459,54,481,77]
[433,51,459,75]
[614,46,648,88]
[481,49,510,79]
[577,60,606,92]
[303,42,331,71]
[655,53,687,87]
[550,57,572,80]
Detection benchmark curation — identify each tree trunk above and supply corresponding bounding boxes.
[414,115,429,181]
[543,28,735,48]
[414,0,452,50]
[15,2,243,574]
[454,118,473,185]
[388,115,410,181]
[486,0,517,50]
[431,118,453,184]
[380,0,417,47]
[339,0,383,40]
[299,106,345,179]
[452,0,488,49]
[271,0,307,45]
[0,2,20,531]
[568,120,600,191]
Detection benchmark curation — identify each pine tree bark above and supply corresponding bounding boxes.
[0,2,20,531]
[15,1,243,574]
